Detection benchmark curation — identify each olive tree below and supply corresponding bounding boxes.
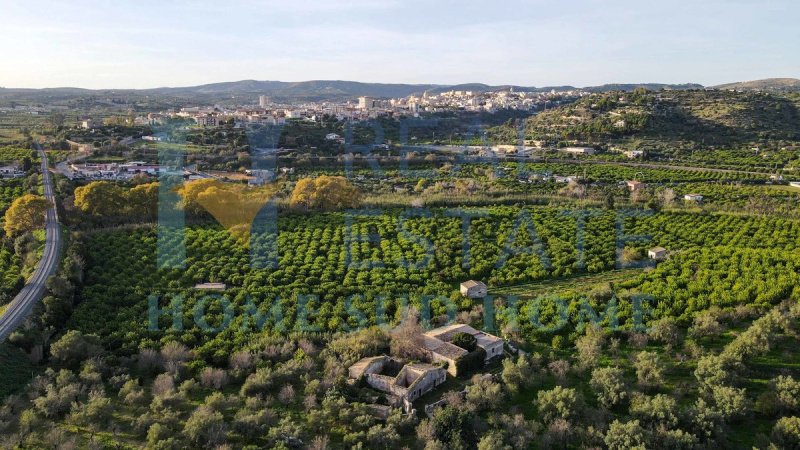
[590,366,628,408]
[536,386,580,423]
[604,419,647,450]
[634,351,665,389]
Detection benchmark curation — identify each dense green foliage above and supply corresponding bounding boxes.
[0,179,26,214]
[66,206,800,361]
[3,91,800,449]
[0,343,37,398]
[0,147,37,165]
[490,89,800,152]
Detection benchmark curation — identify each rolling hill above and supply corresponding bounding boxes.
[584,83,703,92]
[488,88,800,155]
[0,79,711,103]
[714,78,800,92]
[147,80,442,99]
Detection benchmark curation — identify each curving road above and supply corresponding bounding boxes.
[0,144,62,342]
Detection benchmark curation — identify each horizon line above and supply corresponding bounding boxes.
[0,76,796,92]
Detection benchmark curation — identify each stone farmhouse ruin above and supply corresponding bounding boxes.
[347,323,504,413]
[348,356,446,413]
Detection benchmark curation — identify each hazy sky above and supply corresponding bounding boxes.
[1,0,797,89]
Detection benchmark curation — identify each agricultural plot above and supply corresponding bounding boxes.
[518,162,768,183]
[0,178,26,213]
[0,178,35,300]
[667,182,800,210]
[70,207,800,360]
[0,146,37,165]
[0,246,23,300]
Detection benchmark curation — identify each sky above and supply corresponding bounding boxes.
[0,0,798,89]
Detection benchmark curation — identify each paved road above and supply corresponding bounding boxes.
[53,149,94,180]
[0,144,62,342]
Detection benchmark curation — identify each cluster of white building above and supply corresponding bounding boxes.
[128,87,589,130]
[0,165,25,178]
[158,106,323,128]
[385,88,588,114]
[67,161,203,181]
[0,105,68,115]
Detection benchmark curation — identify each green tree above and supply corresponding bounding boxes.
[70,391,113,429]
[605,419,647,450]
[366,423,400,449]
[49,330,102,368]
[465,375,503,411]
[427,406,477,450]
[590,367,627,408]
[775,376,800,412]
[183,405,227,448]
[147,423,180,450]
[647,317,682,347]
[501,355,534,394]
[711,385,748,421]
[451,332,477,352]
[42,295,72,327]
[634,351,665,389]
[629,393,679,429]
[536,386,580,423]
[478,431,511,450]
[694,355,738,390]
[575,326,604,369]
[772,416,800,450]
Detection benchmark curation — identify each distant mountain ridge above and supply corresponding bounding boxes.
[144,80,706,98]
[1,78,797,102]
[713,78,800,92]
[584,83,703,92]
[148,80,441,98]
[0,79,708,102]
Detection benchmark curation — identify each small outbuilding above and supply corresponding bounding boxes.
[626,180,645,192]
[648,247,667,260]
[460,280,488,298]
[193,282,226,291]
[684,194,704,202]
[561,146,596,156]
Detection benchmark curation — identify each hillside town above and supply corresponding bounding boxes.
[100,88,589,130]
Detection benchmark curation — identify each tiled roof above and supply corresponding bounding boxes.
[423,336,467,359]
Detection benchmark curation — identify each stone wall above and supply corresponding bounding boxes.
[406,368,447,402]
[365,374,409,398]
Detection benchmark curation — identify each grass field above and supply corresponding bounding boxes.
[0,128,24,144]
[492,268,645,299]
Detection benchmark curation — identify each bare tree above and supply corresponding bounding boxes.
[160,342,192,375]
[200,368,229,390]
[659,188,676,208]
[548,360,571,382]
[390,307,427,360]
